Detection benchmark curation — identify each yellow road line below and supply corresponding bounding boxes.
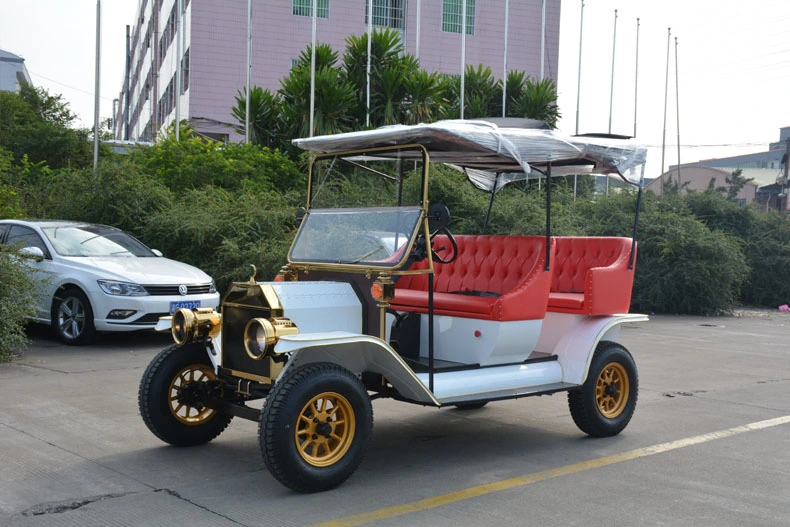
[315,415,790,527]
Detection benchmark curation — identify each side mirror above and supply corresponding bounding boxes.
[19,246,45,262]
[151,249,164,257]
[427,203,450,233]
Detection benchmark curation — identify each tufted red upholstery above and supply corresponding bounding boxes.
[547,236,636,315]
[392,235,554,321]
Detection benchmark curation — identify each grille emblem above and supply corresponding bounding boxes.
[178,285,188,296]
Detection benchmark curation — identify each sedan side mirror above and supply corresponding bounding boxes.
[19,246,45,262]
[152,249,163,257]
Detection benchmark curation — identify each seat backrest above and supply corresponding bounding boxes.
[398,235,547,295]
[551,236,632,293]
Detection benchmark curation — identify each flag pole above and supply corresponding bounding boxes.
[366,0,372,127]
[245,0,251,143]
[502,0,510,117]
[675,37,681,188]
[575,0,584,135]
[633,17,640,138]
[460,0,467,119]
[608,9,618,135]
[93,0,101,171]
[309,0,317,137]
[661,27,671,179]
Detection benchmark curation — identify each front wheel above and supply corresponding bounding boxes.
[138,343,232,446]
[259,362,373,493]
[568,341,638,437]
[52,287,96,345]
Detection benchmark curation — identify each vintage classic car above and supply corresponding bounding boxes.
[138,119,648,492]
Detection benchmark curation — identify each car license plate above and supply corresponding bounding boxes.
[170,300,201,314]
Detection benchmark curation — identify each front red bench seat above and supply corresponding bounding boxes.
[547,236,636,315]
[392,235,554,321]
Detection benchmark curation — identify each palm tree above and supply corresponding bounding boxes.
[231,86,283,149]
[279,43,356,138]
[509,76,561,128]
[402,70,449,124]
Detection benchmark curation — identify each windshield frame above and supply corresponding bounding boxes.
[285,144,431,274]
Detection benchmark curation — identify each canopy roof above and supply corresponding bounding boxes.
[293,120,648,184]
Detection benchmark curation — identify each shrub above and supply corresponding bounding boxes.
[0,246,37,359]
[631,209,748,315]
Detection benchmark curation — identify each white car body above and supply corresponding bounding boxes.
[0,220,219,340]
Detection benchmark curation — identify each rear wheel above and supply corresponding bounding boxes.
[52,287,96,345]
[260,362,373,493]
[139,343,232,446]
[568,341,638,437]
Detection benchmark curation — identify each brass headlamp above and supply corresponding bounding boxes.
[172,307,221,346]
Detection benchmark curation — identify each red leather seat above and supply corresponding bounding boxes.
[392,235,554,321]
[547,236,636,315]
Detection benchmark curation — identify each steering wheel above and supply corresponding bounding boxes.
[429,227,458,264]
[413,204,458,265]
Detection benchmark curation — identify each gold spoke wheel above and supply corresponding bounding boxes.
[295,392,356,467]
[595,362,630,419]
[168,363,217,425]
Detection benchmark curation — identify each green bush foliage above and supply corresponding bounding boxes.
[0,245,37,359]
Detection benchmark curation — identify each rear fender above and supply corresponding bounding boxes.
[535,312,648,385]
[274,332,439,405]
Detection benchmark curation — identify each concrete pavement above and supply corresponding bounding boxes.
[1,312,788,526]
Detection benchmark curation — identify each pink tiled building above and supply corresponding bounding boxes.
[117,0,561,142]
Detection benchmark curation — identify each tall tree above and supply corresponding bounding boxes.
[231,86,284,150]
[280,43,357,138]
[0,85,92,169]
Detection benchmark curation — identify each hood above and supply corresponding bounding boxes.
[60,256,213,285]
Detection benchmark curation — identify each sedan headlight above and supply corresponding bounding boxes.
[98,280,148,296]
[209,280,217,294]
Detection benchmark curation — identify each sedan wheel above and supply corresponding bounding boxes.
[52,287,96,345]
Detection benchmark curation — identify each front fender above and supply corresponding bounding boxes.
[274,332,439,406]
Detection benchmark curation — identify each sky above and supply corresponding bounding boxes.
[1,0,788,178]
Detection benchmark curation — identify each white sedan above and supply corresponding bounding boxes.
[0,220,220,345]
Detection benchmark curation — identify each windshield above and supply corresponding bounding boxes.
[289,207,421,267]
[42,225,155,257]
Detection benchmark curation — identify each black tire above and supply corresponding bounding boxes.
[259,362,373,493]
[568,341,638,437]
[454,401,488,410]
[138,343,232,446]
[51,287,96,345]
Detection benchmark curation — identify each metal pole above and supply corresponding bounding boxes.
[123,25,130,140]
[93,0,101,171]
[502,0,509,118]
[460,0,467,119]
[633,17,640,138]
[575,0,584,135]
[661,27,671,179]
[675,37,681,189]
[608,9,618,135]
[176,0,183,141]
[540,0,546,79]
[366,0,372,127]
[415,0,421,60]
[309,0,317,137]
[245,0,252,143]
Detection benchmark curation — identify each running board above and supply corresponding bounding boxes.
[415,360,572,404]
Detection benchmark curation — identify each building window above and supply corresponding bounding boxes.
[293,0,329,19]
[442,0,475,35]
[365,0,405,30]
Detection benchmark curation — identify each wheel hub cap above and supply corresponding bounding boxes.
[295,392,356,467]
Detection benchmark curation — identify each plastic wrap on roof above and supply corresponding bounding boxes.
[293,120,647,182]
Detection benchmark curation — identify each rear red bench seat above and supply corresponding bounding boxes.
[547,236,636,315]
[392,235,554,321]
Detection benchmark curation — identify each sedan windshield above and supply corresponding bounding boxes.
[42,225,155,257]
